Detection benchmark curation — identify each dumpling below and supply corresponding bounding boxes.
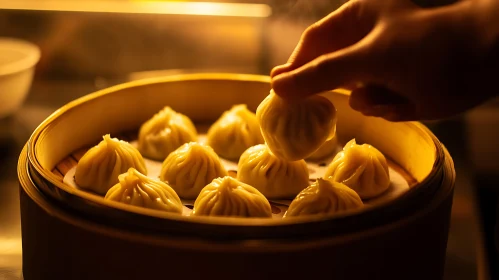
[324,139,390,199]
[191,176,272,218]
[284,178,363,217]
[160,142,228,199]
[206,104,264,160]
[237,144,309,199]
[75,134,147,195]
[138,106,197,161]
[105,168,183,214]
[306,134,339,161]
[256,90,337,161]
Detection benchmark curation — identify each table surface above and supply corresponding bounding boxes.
[0,78,481,280]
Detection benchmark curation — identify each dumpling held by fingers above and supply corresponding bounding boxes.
[284,178,363,218]
[138,106,197,161]
[191,176,272,218]
[105,168,183,214]
[325,139,391,199]
[256,90,337,161]
[237,144,309,199]
[206,104,264,160]
[75,134,147,195]
[160,142,228,199]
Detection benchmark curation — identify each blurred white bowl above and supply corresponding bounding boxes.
[0,38,40,118]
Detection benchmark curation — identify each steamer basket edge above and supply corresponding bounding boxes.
[24,73,451,235]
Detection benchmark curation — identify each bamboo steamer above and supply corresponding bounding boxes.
[18,74,455,280]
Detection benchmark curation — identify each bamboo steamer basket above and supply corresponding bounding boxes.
[18,74,455,280]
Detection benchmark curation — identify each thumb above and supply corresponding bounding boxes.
[271,44,375,98]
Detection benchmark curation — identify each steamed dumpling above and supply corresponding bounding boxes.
[160,142,228,199]
[206,104,264,160]
[284,178,363,218]
[237,144,309,199]
[75,134,147,195]
[306,134,339,161]
[325,139,390,199]
[191,176,272,218]
[138,106,197,161]
[256,90,337,161]
[105,168,182,213]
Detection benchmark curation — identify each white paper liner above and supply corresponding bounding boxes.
[63,135,410,219]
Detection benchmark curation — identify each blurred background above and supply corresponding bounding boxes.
[0,0,497,279]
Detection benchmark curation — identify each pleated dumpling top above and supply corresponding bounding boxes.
[75,134,147,195]
[105,168,183,214]
[206,104,264,160]
[325,139,391,199]
[284,178,363,218]
[237,144,309,199]
[160,142,227,199]
[138,106,197,161]
[192,176,272,218]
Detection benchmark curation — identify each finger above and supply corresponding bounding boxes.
[349,86,419,121]
[272,45,374,98]
[270,0,376,78]
[349,85,412,110]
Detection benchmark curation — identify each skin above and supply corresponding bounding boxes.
[270,0,499,121]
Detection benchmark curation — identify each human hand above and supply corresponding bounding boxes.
[271,0,499,121]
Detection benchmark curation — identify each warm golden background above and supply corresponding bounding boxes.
[0,1,496,280]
